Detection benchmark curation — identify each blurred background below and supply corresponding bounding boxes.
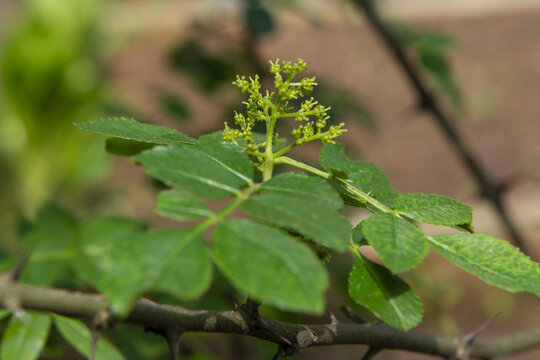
[1,0,540,359]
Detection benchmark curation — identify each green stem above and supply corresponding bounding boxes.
[262,105,279,181]
[274,156,392,214]
[158,184,258,281]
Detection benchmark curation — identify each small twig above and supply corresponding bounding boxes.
[354,0,529,255]
[89,309,112,360]
[361,346,382,360]
[272,344,286,360]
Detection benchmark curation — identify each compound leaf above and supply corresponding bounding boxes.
[155,190,212,221]
[133,137,253,199]
[395,193,472,227]
[348,252,423,330]
[212,219,327,314]
[429,234,540,297]
[242,194,351,252]
[53,315,125,360]
[75,117,196,145]
[362,213,429,273]
[1,312,51,360]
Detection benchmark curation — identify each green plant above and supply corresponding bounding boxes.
[0,59,539,359]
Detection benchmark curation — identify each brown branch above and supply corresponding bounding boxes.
[1,282,539,359]
[353,0,529,255]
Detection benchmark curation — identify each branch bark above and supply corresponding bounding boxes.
[1,282,539,359]
[354,0,529,255]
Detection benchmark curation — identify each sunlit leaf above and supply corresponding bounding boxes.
[429,234,540,297]
[395,193,472,227]
[362,213,429,273]
[213,219,328,314]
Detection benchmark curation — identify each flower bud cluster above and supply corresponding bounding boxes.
[223,58,347,152]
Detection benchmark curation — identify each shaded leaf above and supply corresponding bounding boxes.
[320,144,392,198]
[260,172,343,210]
[395,193,472,227]
[429,234,540,297]
[74,219,212,315]
[419,44,462,109]
[213,219,328,314]
[105,138,154,156]
[21,205,77,286]
[75,117,196,145]
[1,312,51,360]
[53,315,125,360]
[155,190,212,221]
[133,137,253,199]
[348,251,423,330]
[362,213,429,273]
[169,41,238,94]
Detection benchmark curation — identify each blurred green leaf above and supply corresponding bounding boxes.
[169,41,239,94]
[213,219,328,314]
[1,312,51,360]
[21,205,78,286]
[74,220,212,316]
[362,212,429,273]
[155,190,213,221]
[158,92,190,122]
[348,251,423,330]
[53,314,125,360]
[246,0,275,36]
[429,234,540,297]
[419,44,462,109]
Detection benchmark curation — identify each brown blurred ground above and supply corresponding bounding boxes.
[95,1,540,359]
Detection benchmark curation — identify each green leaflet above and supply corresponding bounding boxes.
[75,117,196,145]
[319,143,392,198]
[429,234,540,297]
[395,193,472,227]
[259,172,344,210]
[348,251,423,330]
[1,312,51,360]
[362,213,429,273]
[53,315,125,360]
[133,137,253,199]
[21,205,78,286]
[242,194,351,252]
[74,220,212,316]
[212,219,328,314]
[105,137,155,156]
[155,190,213,221]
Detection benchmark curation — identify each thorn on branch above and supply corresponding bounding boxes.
[454,312,501,360]
[0,253,30,283]
[328,308,339,325]
[361,346,382,360]
[89,309,112,360]
[143,326,184,360]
